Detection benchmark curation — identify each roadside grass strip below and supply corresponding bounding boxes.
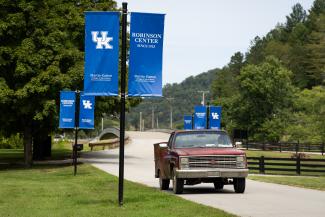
[249,175,325,191]
[0,164,235,217]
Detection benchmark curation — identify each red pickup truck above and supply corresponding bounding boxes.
[154,130,248,194]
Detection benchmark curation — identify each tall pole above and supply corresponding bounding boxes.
[166,97,174,129]
[74,90,80,176]
[152,106,155,129]
[139,112,142,131]
[118,2,127,206]
[198,90,209,105]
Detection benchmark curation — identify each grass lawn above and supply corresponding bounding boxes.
[249,175,325,191]
[245,150,325,159]
[0,164,235,217]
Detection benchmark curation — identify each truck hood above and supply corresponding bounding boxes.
[174,148,245,156]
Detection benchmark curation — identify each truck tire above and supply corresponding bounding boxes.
[214,180,224,190]
[233,178,245,193]
[172,169,184,194]
[159,170,170,190]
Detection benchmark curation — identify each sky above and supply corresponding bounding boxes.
[115,0,315,85]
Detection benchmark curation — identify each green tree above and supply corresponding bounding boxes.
[232,57,296,140]
[285,3,307,33]
[0,0,122,166]
[287,86,325,142]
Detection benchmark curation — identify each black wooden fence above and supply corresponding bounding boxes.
[247,156,325,175]
[244,141,324,155]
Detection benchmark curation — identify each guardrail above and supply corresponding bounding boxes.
[243,141,325,155]
[247,156,325,175]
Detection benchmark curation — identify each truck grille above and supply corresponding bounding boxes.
[188,155,237,169]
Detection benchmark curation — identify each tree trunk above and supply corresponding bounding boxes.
[24,126,33,167]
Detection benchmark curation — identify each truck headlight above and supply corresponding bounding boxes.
[236,155,245,168]
[180,157,189,169]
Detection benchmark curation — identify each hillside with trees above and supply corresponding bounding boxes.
[126,68,219,130]
[211,0,325,143]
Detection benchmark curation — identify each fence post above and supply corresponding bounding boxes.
[259,156,265,174]
[296,155,301,175]
[295,141,299,154]
[279,142,282,152]
[246,140,249,150]
[262,142,265,151]
[322,143,324,156]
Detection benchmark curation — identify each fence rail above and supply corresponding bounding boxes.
[243,141,324,155]
[247,156,325,175]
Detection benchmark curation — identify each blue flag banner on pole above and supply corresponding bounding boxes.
[184,115,193,130]
[84,12,120,96]
[59,91,76,129]
[79,93,95,129]
[209,106,222,129]
[194,106,207,129]
[128,12,165,97]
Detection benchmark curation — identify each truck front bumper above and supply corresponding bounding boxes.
[175,168,248,179]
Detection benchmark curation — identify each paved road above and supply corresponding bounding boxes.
[82,131,325,217]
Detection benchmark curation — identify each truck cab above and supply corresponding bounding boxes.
[154,130,248,194]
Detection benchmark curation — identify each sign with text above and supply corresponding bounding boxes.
[84,12,120,96]
[128,12,165,96]
[59,91,76,129]
[184,115,193,130]
[194,106,207,129]
[79,93,95,129]
[209,106,222,129]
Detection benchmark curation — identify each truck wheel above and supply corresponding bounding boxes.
[214,181,224,190]
[233,178,245,193]
[172,169,184,194]
[159,171,170,190]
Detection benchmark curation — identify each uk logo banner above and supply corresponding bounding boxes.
[194,106,207,129]
[59,91,76,129]
[128,12,165,97]
[84,12,120,96]
[79,93,95,129]
[184,115,193,130]
[209,106,222,129]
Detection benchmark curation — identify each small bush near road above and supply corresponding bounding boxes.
[0,133,23,149]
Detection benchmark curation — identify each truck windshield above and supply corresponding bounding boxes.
[174,131,232,148]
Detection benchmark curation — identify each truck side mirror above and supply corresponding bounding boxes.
[159,143,168,148]
[235,141,242,148]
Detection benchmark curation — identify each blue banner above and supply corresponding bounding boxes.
[79,93,95,129]
[128,12,165,97]
[194,106,207,129]
[209,106,222,129]
[59,91,76,129]
[84,12,120,96]
[184,115,193,130]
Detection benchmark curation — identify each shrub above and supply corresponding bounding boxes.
[0,134,23,149]
[290,152,309,159]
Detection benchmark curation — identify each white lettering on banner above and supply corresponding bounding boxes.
[91,31,113,49]
[196,112,206,118]
[81,118,92,123]
[134,75,156,83]
[185,120,191,124]
[83,100,92,109]
[211,112,219,120]
[61,100,74,107]
[90,74,112,81]
[132,32,162,49]
[62,118,72,122]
